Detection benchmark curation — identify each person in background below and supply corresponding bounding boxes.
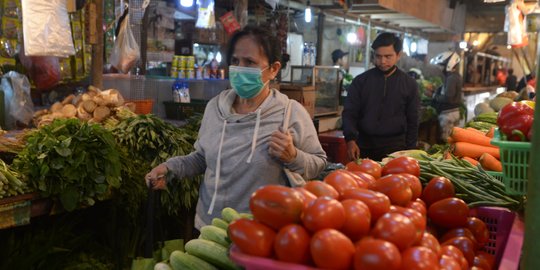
[145,25,327,232]
[505,68,518,91]
[430,51,463,143]
[332,49,351,99]
[342,32,420,162]
[332,49,349,69]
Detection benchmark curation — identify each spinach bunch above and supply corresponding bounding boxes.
[13,118,121,211]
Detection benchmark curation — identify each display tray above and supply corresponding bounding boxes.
[229,207,523,270]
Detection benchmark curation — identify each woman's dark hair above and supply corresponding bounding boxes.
[226,25,282,67]
[371,32,403,53]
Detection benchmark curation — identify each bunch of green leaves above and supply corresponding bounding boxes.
[13,118,121,211]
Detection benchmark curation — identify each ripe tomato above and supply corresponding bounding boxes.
[302,196,346,232]
[347,170,376,188]
[421,176,455,206]
[400,246,438,270]
[439,255,461,270]
[249,185,304,230]
[293,187,318,210]
[407,199,427,216]
[340,199,371,241]
[396,173,422,200]
[372,174,412,206]
[428,198,469,229]
[440,245,468,270]
[346,158,382,179]
[341,188,391,223]
[303,180,339,199]
[274,224,311,264]
[472,255,491,270]
[475,251,495,269]
[324,169,361,198]
[371,213,417,251]
[466,217,490,247]
[442,237,476,265]
[228,218,276,257]
[440,228,479,250]
[381,156,420,177]
[417,232,441,256]
[310,229,355,270]
[354,237,401,270]
[389,206,426,243]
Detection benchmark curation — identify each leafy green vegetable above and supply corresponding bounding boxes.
[13,118,121,211]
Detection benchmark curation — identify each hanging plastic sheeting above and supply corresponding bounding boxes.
[1,71,34,129]
[195,0,215,29]
[504,0,538,48]
[21,0,75,57]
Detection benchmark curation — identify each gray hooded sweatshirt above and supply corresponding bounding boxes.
[165,88,327,229]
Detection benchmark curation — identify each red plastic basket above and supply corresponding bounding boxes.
[229,207,524,270]
[127,99,154,114]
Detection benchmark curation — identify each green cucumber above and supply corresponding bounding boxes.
[200,225,230,247]
[184,239,240,270]
[221,207,241,223]
[169,250,218,270]
[211,217,229,230]
[239,212,254,220]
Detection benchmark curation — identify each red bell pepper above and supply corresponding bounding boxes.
[497,102,535,141]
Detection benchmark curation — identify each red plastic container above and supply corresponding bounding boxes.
[229,207,523,270]
[318,130,348,165]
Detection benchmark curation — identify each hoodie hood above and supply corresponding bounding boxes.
[216,88,288,123]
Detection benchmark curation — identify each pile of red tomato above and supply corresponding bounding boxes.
[228,157,495,270]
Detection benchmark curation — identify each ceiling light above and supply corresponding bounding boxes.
[305,1,312,23]
[472,40,480,46]
[459,41,467,49]
[180,0,193,7]
[347,32,357,44]
[411,41,417,53]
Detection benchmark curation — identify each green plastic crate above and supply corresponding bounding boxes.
[490,130,531,195]
[163,100,208,120]
[486,171,504,183]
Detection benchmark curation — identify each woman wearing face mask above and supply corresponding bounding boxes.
[144,25,327,231]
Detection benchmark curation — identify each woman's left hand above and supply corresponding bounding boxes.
[269,128,297,163]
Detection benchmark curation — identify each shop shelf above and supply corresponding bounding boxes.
[229,207,523,270]
[490,130,531,195]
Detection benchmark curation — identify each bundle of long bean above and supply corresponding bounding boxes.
[418,155,524,211]
[0,159,29,199]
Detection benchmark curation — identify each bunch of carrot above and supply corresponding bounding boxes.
[448,126,502,172]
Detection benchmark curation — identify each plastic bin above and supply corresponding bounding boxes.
[163,100,208,120]
[490,130,531,195]
[230,207,523,270]
[128,99,154,114]
[486,171,504,183]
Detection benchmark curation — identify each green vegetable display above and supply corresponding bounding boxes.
[13,118,121,211]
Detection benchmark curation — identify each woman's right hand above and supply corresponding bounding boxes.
[145,163,168,190]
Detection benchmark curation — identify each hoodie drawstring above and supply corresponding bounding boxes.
[246,109,262,163]
[208,119,227,215]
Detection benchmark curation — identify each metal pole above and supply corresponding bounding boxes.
[91,0,103,89]
[365,19,371,69]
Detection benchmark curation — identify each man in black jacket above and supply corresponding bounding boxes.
[342,32,420,161]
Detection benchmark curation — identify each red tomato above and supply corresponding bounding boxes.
[324,169,361,198]
[417,232,441,256]
[466,217,490,247]
[310,229,355,270]
[341,188,391,223]
[396,173,422,200]
[293,187,317,210]
[400,246,438,270]
[381,156,420,177]
[346,158,382,179]
[347,170,376,188]
[421,176,455,206]
[228,219,276,257]
[389,206,426,243]
[473,255,491,270]
[340,199,371,241]
[475,251,495,269]
[249,185,304,230]
[442,237,476,265]
[440,228,479,250]
[302,196,346,232]
[371,213,417,251]
[372,174,412,206]
[428,198,469,229]
[354,237,401,270]
[407,199,427,216]
[303,180,339,199]
[440,245,468,270]
[439,254,462,270]
[274,224,311,264]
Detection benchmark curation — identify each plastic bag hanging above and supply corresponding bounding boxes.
[21,0,75,57]
[110,12,140,73]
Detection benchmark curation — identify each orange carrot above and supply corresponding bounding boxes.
[485,127,495,138]
[479,153,503,172]
[462,156,479,166]
[453,142,500,159]
[446,137,455,144]
[450,127,495,147]
[466,127,487,136]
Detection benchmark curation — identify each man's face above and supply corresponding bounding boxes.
[373,45,401,72]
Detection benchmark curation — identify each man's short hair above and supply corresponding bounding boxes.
[371,32,403,53]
